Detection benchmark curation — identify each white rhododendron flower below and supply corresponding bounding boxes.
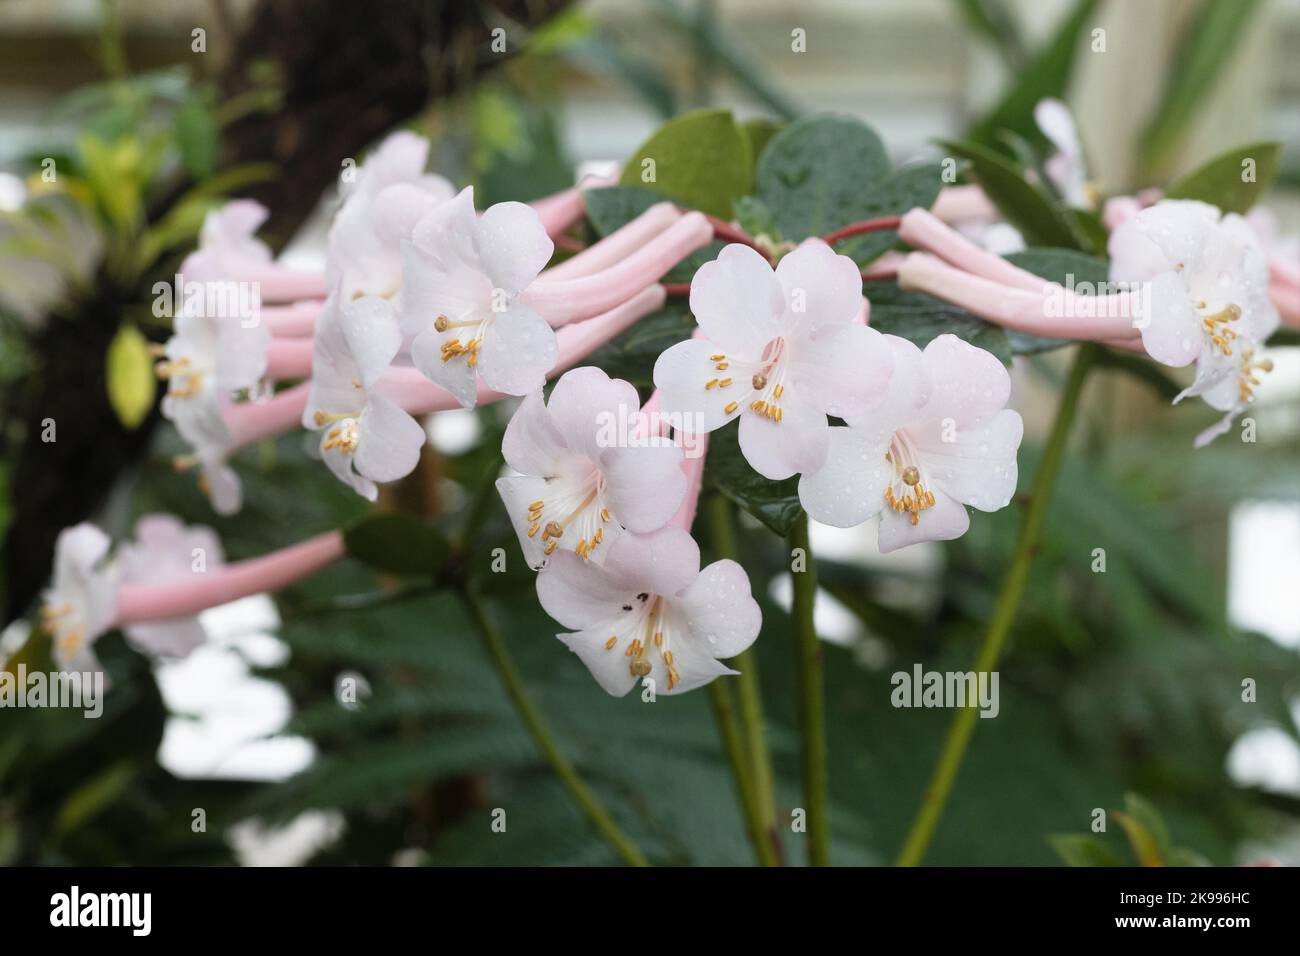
[327,130,455,299]
[799,334,1023,553]
[1109,199,1279,445]
[181,200,274,283]
[654,242,892,481]
[116,514,224,658]
[400,186,557,408]
[537,527,761,696]
[158,307,270,515]
[40,525,117,672]
[304,293,427,500]
[496,367,687,570]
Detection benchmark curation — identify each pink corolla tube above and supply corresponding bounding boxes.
[114,530,345,625]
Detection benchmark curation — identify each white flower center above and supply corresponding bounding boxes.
[602,594,682,690]
[705,337,791,423]
[525,463,613,560]
[884,430,936,527]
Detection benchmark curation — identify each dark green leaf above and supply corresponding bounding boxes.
[967,0,1098,151]
[952,0,1027,69]
[741,118,782,163]
[936,138,1083,248]
[835,162,947,267]
[756,113,890,244]
[1164,141,1282,215]
[343,514,450,577]
[703,422,802,536]
[617,108,752,218]
[732,195,779,241]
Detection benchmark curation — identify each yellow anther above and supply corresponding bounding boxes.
[605,636,618,650]
[724,401,738,415]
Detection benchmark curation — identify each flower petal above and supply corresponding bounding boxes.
[841,333,928,432]
[677,559,761,659]
[556,625,641,697]
[737,394,829,480]
[410,327,479,409]
[475,202,554,296]
[1137,271,1201,368]
[654,338,745,434]
[124,619,206,659]
[600,444,687,534]
[536,549,631,630]
[689,244,783,356]
[912,333,1010,426]
[341,296,402,388]
[545,366,640,463]
[877,487,969,553]
[319,425,377,500]
[496,473,553,570]
[601,526,700,600]
[798,425,892,528]
[501,390,568,476]
[911,408,1023,512]
[792,323,893,420]
[354,394,426,483]
[476,302,557,397]
[775,241,863,335]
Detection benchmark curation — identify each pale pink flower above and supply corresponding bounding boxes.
[303,293,427,500]
[40,525,117,673]
[654,242,893,480]
[400,186,557,408]
[496,367,687,569]
[537,527,760,696]
[799,334,1023,553]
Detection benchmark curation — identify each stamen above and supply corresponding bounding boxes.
[751,374,767,390]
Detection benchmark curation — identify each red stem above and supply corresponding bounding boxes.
[822,216,902,246]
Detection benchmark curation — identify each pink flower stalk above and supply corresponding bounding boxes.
[523,213,713,327]
[897,252,1141,341]
[263,302,324,337]
[528,172,616,237]
[223,284,667,451]
[542,202,682,281]
[667,429,708,533]
[931,185,999,225]
[114,531,344,625]
[899,209,1044,293]
[264,337,315,380]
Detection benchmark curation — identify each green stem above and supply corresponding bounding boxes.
[707,495,782,866]
[895,345,1095,867]
[707,681,777,865]
[789,511,828,866]
[460,590,649,867]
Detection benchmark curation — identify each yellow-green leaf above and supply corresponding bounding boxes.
[106,323,156,429]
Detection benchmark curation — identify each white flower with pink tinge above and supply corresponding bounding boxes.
[538,527,761,696]
[496,367,687,570]
[40,515,224,672]
[799,334,1023,553]
[327,130,455,300]
[158,306,270,515]
[303,293,427,500]
[115,515,224,658]
[400,186,557,409]
[182,200,275,284]
[40,525,117,673]
[1109,199,1279,445]
[654,242,893,481]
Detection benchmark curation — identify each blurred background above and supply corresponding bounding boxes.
[0,0,1297,866]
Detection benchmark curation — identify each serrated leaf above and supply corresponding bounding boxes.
[1049,833,1124,867]
[703,422,802,536]
[755,113,890,244]
[1164,141,1282,215]
[863,280,1012,365]
[105,323,156,429]
[618,108,752,218]
[343,514,450,577]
